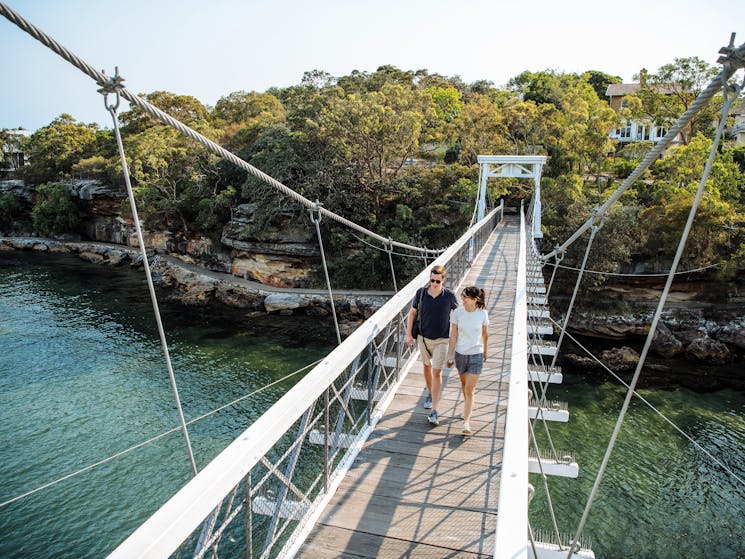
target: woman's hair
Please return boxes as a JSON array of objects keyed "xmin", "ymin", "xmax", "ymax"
[{"xmin": 462, "ymin": 286, "xmax": 486, "ymax": 309}]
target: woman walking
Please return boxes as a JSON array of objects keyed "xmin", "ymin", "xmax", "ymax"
[{"xmin": 446, "ymin": 286, "xmax": 488, "ymax": 436}]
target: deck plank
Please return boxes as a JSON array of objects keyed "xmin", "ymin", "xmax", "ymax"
[{"xmin": 295, "ymin": 220, "xmax": 519, "ymax": 558}]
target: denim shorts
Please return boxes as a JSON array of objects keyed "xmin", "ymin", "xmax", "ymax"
[{"xmin": 454, "ymin": 352, "xmax": 483, "ymax": 375}]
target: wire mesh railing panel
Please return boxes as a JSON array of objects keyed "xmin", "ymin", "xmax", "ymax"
[{"xmin": 108, "ymin": 208, "xmax": 502, "ymax": 559}]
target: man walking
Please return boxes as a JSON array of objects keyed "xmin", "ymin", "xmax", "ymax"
[{"xmin": 405, "ymin": 265, "xmax": 458, "ymax": 426}]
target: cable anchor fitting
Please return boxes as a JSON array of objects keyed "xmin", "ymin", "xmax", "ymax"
[
  {"xmin": 717, "ymin": 33, "xmax": 745, "ymax": 71},
  {"xmin": 98, "ymin": 66, "xmax": 125, "ymax": 112},
  {"xmin": 309, "ymin": 200, "xmax": 323, "ymax": 225}
]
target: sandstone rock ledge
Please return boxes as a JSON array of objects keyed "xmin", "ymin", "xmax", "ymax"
[{"xmin": 0, "ymin": 237, "xmax": 391, "ymax": 326}]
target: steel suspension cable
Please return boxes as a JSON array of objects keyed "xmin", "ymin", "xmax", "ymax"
[
  {"xmin": 310, "ymin": 205, "xmax": 342, "ymax": 345},
  {"xmin": 385, "ymin": 239, "xmax": 398, "ymax": 292},
  {"xmin": 566, "ymin": 72, "xmax": 743, "ymax": 559},
  {"xmin": 0, "ymin": 359, "xmax": 321, "ymax": 509},
  {"xmin": 544, "ymin": 251, "xmax": 563, "ymax": 300},
  {"xmin": 550, "ymin": 223, "xmax": 600, "ymax": 369},
  {"xmin": 0, "ymin": 2, "xmax": 442, "ymax": 257},
  {"xmin": 548, "ymin": 318, "xmax": 745, "ymax": 488},
  {"xmin": 543, "ymin": 35, "xmax": 745, "ymax": 263},
  {"xmin": 528, "ymin": 415, "xmax": 564, "ymax": 549},
  {"xmin": 543, "ymin": 259, "xmax": 719, "ymax": 277},
  {"xmin": 107, "ymin": 96, "xmax": 198, "ymax": 476}
]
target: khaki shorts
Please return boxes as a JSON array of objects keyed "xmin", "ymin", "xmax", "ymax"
[{"xmin": 418, "ymin": 336, "xmax": 449, "ymax": 369}]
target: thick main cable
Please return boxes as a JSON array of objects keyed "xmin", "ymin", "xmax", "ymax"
[
  {"xmin": 566, "ymin": 72, "xmax": 742, "ymax": 559},
  {"xmin": 0, "ymin": 2, "xmax": 442, "ymax": 256},
  {"xmin": 543, "ymin": 36, "xmax": 745, "ymax": 262}
]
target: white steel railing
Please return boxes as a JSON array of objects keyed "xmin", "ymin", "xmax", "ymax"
[
  {"xmin": 494, "ymin": 204, "xmax": 530, "ymax": 558},
  {"xmin": 109, "ymin": 206, "xmax": 503, "ymax": 559}
]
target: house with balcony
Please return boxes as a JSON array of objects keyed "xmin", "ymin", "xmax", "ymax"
[
  {"xmin": 1, "ymin": 128, "xmax": 32, "ymax": 179},
  {"xmin": 732, "ymin": 102, "xmax": 745, "ymax": 146},
  {"xmin": 605, "ymin": 83, "xmax": 685, "ymax": 146}
]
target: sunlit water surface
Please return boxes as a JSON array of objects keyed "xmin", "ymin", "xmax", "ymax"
[{"xmin": 1, "ymin": 253, "xmax": 743, "ymax": 558}]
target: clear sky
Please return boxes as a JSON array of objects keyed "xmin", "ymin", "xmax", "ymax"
[{"xmin": 1, "ymin": 0, "xmax": 743, "ymax": 132}]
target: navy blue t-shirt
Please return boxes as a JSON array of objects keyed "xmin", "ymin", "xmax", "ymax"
[{"xmin": 412, "ymin": 287, "xmax": 458, "ymax": 339}]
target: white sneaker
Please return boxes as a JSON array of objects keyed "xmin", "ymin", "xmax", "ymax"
[{"xmin": 462, "ymin": 421, "xmax": 472, "ymax": 435}]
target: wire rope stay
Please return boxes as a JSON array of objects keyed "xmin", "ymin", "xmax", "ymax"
[
  {"xmin": 103, "ymin": 89, "xmax": 198, "ymax": 476},
  {"xmin": 547, "ymin": 319, "xmax": 745, "ymax": 488},
  {"xmin": 0, "ymin": 1, "xmax": 443, "ymax": 257},
  {"xmin": 543, "ymin": 34, "xmax": 745, "ymax": 263},
  {"xmin": 309, "ymin": 202, "xmax": 342, "ymax": 345},
  {"xmin": 0, "ymin": 359, "xmax": 322, "ymax": 510},
  {"xmin": 565, "ymin": 69, "xmax": 745, "ymax": 559},
  {"xmin": 543, "ymin": 259, "xmax": 719, "ymax": 277}
]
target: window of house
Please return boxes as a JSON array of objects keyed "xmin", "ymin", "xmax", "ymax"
[
  {"xmin": 655, "ymin": 126, "xmax": 668, "ymax": 139},
  {"xmin": 618, "ymin": 124, "xmax": 632, "ymax": 139}
]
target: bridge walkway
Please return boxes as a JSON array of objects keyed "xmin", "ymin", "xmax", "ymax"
[{"xmin": 296, "ymin": 219, "xmax": 520, "ymax": 558}]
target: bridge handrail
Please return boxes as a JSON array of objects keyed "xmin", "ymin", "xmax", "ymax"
[
  {"xmin": 109, "ymin": 205, "xmax": 502, "ymax": 559},
  {"xmin": 494, "ymin": 206, "xmax": 529, "ymax": 558}
]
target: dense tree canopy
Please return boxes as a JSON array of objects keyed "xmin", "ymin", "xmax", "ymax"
[{"xmin": 5, "ymin": 58, "xmax": 743, "ymax": 287}]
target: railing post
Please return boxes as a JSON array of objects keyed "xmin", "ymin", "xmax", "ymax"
[
  {"xmin": 324, "ymin": 388, "xmax": 330, "ymax": 493},
  {"xmin": 245, "ymin": 472, "xmax": 252, "ymax": 559}
]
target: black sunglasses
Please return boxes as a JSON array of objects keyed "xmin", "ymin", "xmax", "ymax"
[{"xmin": 430, "ymin": 279, "xmax": 442, "ymax": 284}]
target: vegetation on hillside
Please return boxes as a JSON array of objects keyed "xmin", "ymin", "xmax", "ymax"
[{"xmin": 2, "ymin": 58, "xmax": 743, "ymax": 289}]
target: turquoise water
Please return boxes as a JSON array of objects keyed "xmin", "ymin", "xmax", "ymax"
[
  {"xmin": 1, "ymin": 253, "xmax": 743, "ymax": 558},
  {"xmin": 530, "ymin": 381, "xmax": 745, "ymax": 558},
  {"xmin": 0, "ymin": 253, "xmax": 333, "ymax": 558}
]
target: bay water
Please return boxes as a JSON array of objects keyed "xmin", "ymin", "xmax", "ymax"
[
  {"xmin": 0, "ymin": 252, "xmax": 333, "ymax": 558},
  {"xmin": 0, "ymin": 252, "xmax": 743, "ymax": 558}
]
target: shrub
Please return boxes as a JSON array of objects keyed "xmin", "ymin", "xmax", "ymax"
[
  {"xmin": 32, "ymin": 182, "xmax": 82, "ymax": 236},
  {"xmin": 0, "ymin": 192, "xmax": 22, "ymax": 232}
]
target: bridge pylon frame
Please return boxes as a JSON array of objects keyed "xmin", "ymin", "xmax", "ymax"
[{"xmin": 477, "ymin": 155, "xmax": 547, "ymax": 240}]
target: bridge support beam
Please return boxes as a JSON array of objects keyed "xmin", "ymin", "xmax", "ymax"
[
  {"xmin": 529, "ymin": 541, "xmax": 595, "ymax": 558},
  {"xmin": 477, "ymin": 155, "xmax": 547, "ymax": 240}
]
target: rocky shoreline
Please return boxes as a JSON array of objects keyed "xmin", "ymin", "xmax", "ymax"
[
  {"xmin": 0, "ymin": 237, "xmax": 390, "ymax": 337},
  {"xmin": 2, "ymin": 235, "xmax": 744, "ymax": 390}
]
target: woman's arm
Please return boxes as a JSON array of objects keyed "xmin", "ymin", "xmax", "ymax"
[
  {"xmin": 446, "ymin": 323, "xmax": 458, "ymax": 366},
  {"xmin": 482, "ymin": 324, "xmax": 489, "ymax": 361}
]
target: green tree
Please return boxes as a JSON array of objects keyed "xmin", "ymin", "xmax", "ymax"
[
  {"xmin": 553, "ymin": 81, "xmax": 618, "ymax": 177},
  {"xmin": 32, "ymin": 182, "xmax": 82, "ymax": 236},
  {"xmin": 640, "ymin": 190, "xmax": 737, "ymax": 266},
  {"xmin": 630, "ymin": 58, "xmax": 719, "ymax": 144},
  {"xmin": 501, "ymin": 97, "xmax": 558, "ymax": 156},
  {"xmin": 456, "ymin": 93, "xmax": 513, "ymax": 164},
  {"xmin": 0, "ymin": 192, "xmax": 22, "ymax": 232},
  {"xmin": 119, "ymin": 91, "xmax": 210, "ymax": 134},
  {"xmin": 650, "ymin": 134, "xmax": 744, "ymax": 203},
  {"xmin": 212, "ymin": 91, "xmax": 286, "ymax": 150},
  {"xmin": 317, "ymin": 82, "xmax": 433, "ymax": 214},
  {"xmin": 21, "ymin": 115, "xmax": 98, "ymax": 184},
  {"xmin": 123, "ymin": 124, "xmax": 215, "ymax": 233},
  {"xmin": 583, "ymin": 70, "xmax": 622, "ymax": 101}
]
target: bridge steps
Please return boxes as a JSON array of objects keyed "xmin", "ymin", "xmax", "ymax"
[
  {"xmin": 528, "ymin": 448, "xmax": 579, "ymax": 478},
  {"xmin": 528, "ymin": 365, "xmax": 563, "ymax": 384},
  {"xmin": 529, "ymin": 395, "xmax": 569, "ymax": 422}
]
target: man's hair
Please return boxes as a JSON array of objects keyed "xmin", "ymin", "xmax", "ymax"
[{"xmin": 430, "ymin": 265, "xmax": 446, "ymax": 277}]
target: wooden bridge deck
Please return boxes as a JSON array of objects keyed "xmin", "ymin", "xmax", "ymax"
[{"xmin": 297, "ymin": 220, "xmax": 520, "ymax": 558}]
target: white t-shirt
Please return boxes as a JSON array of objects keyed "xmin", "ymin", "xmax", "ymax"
[{"xmin": 450, "ymin": 306, "xmax": 489, "ymax": 355}]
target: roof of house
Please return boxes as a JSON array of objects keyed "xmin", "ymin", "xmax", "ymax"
[
  {"xmin": 605, "ymin": 83, "xmax": 678, "ymax": 97},
  {"xmin": 605, "ymin": 84, "xmax": 640, "ymax": 97}
]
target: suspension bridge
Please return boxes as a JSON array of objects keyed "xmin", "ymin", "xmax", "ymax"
[{"xmin": 2, "ymin": 3, "xmax": 745, "ymax": 558}]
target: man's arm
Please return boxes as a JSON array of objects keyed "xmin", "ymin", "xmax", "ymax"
[{"xmin": 405, "ymin": 307, "xmax": 417, "ymax": 348}]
